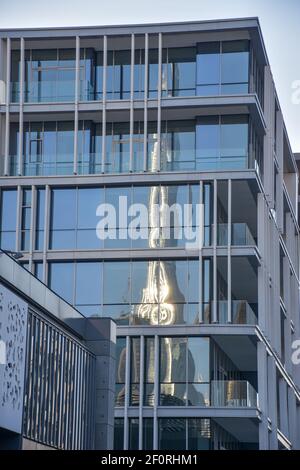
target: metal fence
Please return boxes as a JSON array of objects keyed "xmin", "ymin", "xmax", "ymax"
[{"xmin": 23, "ymin": 309, "xmax": 96, "ymax": 449}]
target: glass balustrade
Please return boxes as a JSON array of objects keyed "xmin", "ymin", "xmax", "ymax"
[
  {"xmin": 211, "ymin": 380, "xmax": 257, "ymax": 407},
  {"xmin": 218, "ymin": 300, "xmax": 257, "ymax": 325},
  {"xmin": 217, "ymin": 223, "xmax": 256, "ymax": 246}
]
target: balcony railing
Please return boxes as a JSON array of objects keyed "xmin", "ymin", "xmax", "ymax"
[
  {"xmin": 211, "ymin": 380, "xmax": 258, "ymax": 407},
  {"xmin": 218, "ymin": 223, "xmax": 256, "ymax": 246},
  {"xmin": 218, "ymin": 300, "xmax": 257, "ymax": 325},
  {"xmin": 11, "ymin": 80, "xmax": 97, "ymax": 103}
]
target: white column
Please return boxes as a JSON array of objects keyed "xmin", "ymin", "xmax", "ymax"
[
  {"xmin": 143, "ymin": 33, "xmax": 148, "ymax": 172},
  {"xmin": 129, "ymin": 34, "xmax": 134, "ymax": 172},
  {"xmin": 156, "ymin": 33, "xmax": 162, "ymax": 172},
  {"xmin": 4, "ymin": 37, "xmax": 11, "ymax": 176},
  {"xmin": 138, "ymin": 335, "xmax": 144, "ymax": 449},
  {"xmin": 123, "ymin": 335, "xmax": 130, "ymax": 450},
  {"xmin": 212, "ymin": 179, "xmax": 217, "ymax": 323},
  {"xmin": 227, "ymin": 179, "xmax": 232, "ymax": 322},
  {"xmin": 101, "ymin": 35, "xmax": 107, "ymax": 174},
  {"xmin": 18, "ymin": 37, "xmax": 24, "ymax": 176},
  {"xmin": 73, "ymin": 36, "xmax": 80, "ymax": 175}
]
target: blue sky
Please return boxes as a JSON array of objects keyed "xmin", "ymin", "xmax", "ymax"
[{"xmin": 1, "ymin": 0, "xmax": 299, "ymax": 151}]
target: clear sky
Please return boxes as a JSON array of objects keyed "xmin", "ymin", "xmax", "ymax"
[{"xmin": 1, "ymin": 0, "xmax": 299, "ymax": 151}]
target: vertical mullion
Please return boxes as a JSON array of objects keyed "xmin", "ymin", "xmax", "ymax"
[
  {"xmin": 18, "ymin": 37, "xmax": 24, "ymax": 176},
  {"xmin": 143, "ymin": 33, "xmax": 148, "ymax": 172},
  {"xmin": 213, "ymin": 179, "xmax": 217, "ymax": 323},
  {"xmin": 73, "ymin": 35, "xmax": 80, "ymax": 175},
  {"xmin": 153, "ymin": 334, "xmax": 159, "ymax": 450},
  {"xmin": 138, "ymin": 335, "xmax": 144, "ymax": 449},
  {"xmin": 129, "ymin": 34, "xmax": 134, "ymax": 172},
  {"xmin": 124, "ymin": 335, "xmax": 130, "ymax": 450},
  {"xmin": 101, "ymin": 35, "xmax": 107, "ymax": 173},
  {"xmin": 199, "ymin": 180, "xmax": 203, "ymax": 323},
  {"xmin": 156, "ymin": 33, "xmax": 162, "ymax": 172},
  {"xmin": 15, "ymin": 185, "xmax": 22, "ymax": 252},
  {"xmin": 227, "ymin": 179, "xmax": 232, "ymax": 323},
  {"xmin": 43, "ymin": 184, "xmax": 50, "ymax": 283},
  {"xmin": 29, "ymin": 185, "xmax": 36, "ymax": 272},
  {"xmin": 4, "ymin": 37, "xmax": 11, "ymax": 176}
]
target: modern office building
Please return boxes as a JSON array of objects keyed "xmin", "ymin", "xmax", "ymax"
[
  {"xmin": 0, "ymin": 249, "xmax": 116, "ymax": 450},
  {"xmin": 0, "ymin": 18, "xmax": 299, "ymax": 450}
]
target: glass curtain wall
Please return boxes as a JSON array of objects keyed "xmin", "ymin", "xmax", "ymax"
[{"xmin": 11, "ymin": 41, "xmax": 251, "ymax": 102}]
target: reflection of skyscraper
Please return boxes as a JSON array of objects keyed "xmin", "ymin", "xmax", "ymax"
[{"xmin": 135, "ymin": 143, "xmax": 185, "ymax": 326}]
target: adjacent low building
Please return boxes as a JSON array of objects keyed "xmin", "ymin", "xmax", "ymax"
[{"xmin": 0, "ymin": 249, "xmax": 116, "ymax": 450}]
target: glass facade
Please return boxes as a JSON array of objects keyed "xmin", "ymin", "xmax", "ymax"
[
  {"xmin": 11, "ymin": 41, "xmax": 253, "ymax": 103},
  {"xmin": 196, "ymin": 40, "xmax": 249, "ymax": 95},
  {"xmin": 0, "ymin": 189, "xmax": 17, "ymax": 250},
  {"xmin": 8, "ymin": 116, "xmax": 263, "ymax": 176},
  {"xmin": 2, "ymin": 21, "xmax": 297, "ymax": 454}
]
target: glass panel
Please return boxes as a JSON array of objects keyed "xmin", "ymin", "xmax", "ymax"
[
  {"xmin": 50, "ymin": 188, "xmax": 76, "ymax": 249},
  {"xmin": 128, "ymin": 418, "xmax": 139, "ymax": 450},
  {"xmin": 0, "ymin": 190, "xmax": 17, "ymax": 250},
  {"xmin": 188, "ymin": 418, "xmax": 211, "ymax": 450},
  {"xmin": 197, "ymin": 42, "xmax": 220, "ymax": 91},
  {"xmin": 221, "ymin": 115, "xmax": 248, "ymax": 159},
  {"xmin": 130, "ymin": 337, "xmax": 140, "ymax": 406},
  {"xmin": 159, "ymin": 418, "xmax": 186, "ymax": 450},
  {"xmin": 160, "ymin": 337, "xmax": 187, "ymax": 384},
  {"xmin": 103, "ymin": 261, "xmax": 130, "ymax": 304},
  {"xmin": 187, "ymin": 383, "xmax": 210, "ymax": 406},
  {"xmin": 75, "ymin": 262, "xmax": 102, "ymax": 312},
  {"xmin": 221, "ymin": 40, "xmax": 249, "ymax": 88},
  {"xmin": 196, "ymin": 116, "xmax": 220, "ymax": 161},
  {"xmin": 49, "ymin": 262, "xmax": 74, "ymax": 304},
  {"xmin": 143, "ymin": 419, "xmax": 153, "ymax": 450},
  {"xmin": 35, "ymin": 189, "xmax": 45, "ymax": 250},
  {"xmin": 34, "ymin": 262, "xmax": 43, "ymax": 282},
  {"xmin": 114, "ymin": 418, "xmax": 124, "ymax": 450},
  {"xmin": 187, "ymin": 337, "xmax": 210, "ymax": 382}
]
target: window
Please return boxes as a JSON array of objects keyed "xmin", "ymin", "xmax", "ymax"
[
  {"xmin": 107, "ymin": 50, "xmax": 131, "ymax": 100},
  {"xmin": 161, "ymin": 120, "xmax": 196, "ymax": 171},
  {"xmin": 143, "ymin": 419, "xmax": 153, "ymax": 450},
  {"xmin": 114, "ymin": 418, "xmax": 124, "ymax": 450},
  {"xmin": 21, "ymin": 121, "xmax": 80, "ymax": 176},
  {"xmin": 47, "ymin": 258, "xmax": 199, "ymax": 325},
  {"xmin": 49, "ymin": 262, "xmax": 74, "ymax": 304},
  {"xmin": 144, "ymin": 337, "xmax": 155, "ymax": 406},
  {"xmin": 35, "ymin": 189, "xmax": 45, "ymax": 250},
  {"xmin": 128, "ymin": 418, "xmax": 139, "ymax": 450},
  {"xmin": 21, "ymin": 189, "xmax": 32, "ymax": 251},
  {"xmin": 34, "ymin": 262, "xmax": 43, "ymax": 282},
  {"xmin": 75, "ymin": 262, "xmax": 102, "ymax": 316},
  {"xmin": 196, "ymin": 115, "xmax": 248, "ymax": 170},
  {"xmin": 159, "ymin": 418, "xmax": 211, "ymax": 450},
  {"xmin": 159, "ymin": 337, "xmax": 210, "ymax": 406},
  {"xmin": 50, "ymin": 187, "xmax": 103, "ymax": 249},
  {"xmin": 130, "ymin": 337, "xmax": 140, "ymax": 406},
  {"xmin": 50, "ymin": 188, "xmax": 76, "ymax": 249},
  {"xmin": 115, "ymin": 338, "xmax": 126, "ymax": 407},
  {"xmin": 196, "ymin": 40, "xmax": 249, "ymax": 96},
  {"xmin": 0, "ymin": 189, "xmax": 17, "ymax": 250}
]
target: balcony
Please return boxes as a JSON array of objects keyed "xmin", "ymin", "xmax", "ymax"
[
  {"xmin": 218, "ymin": 300, "xmax": 257, "ymax": 325},
  {"xmin": 218, "ymin": 223, "xmax": 256, "ymax": 246},
  {"xmin": 211, "ymin": 380, "xmax": 258, "ymax": 407}
]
